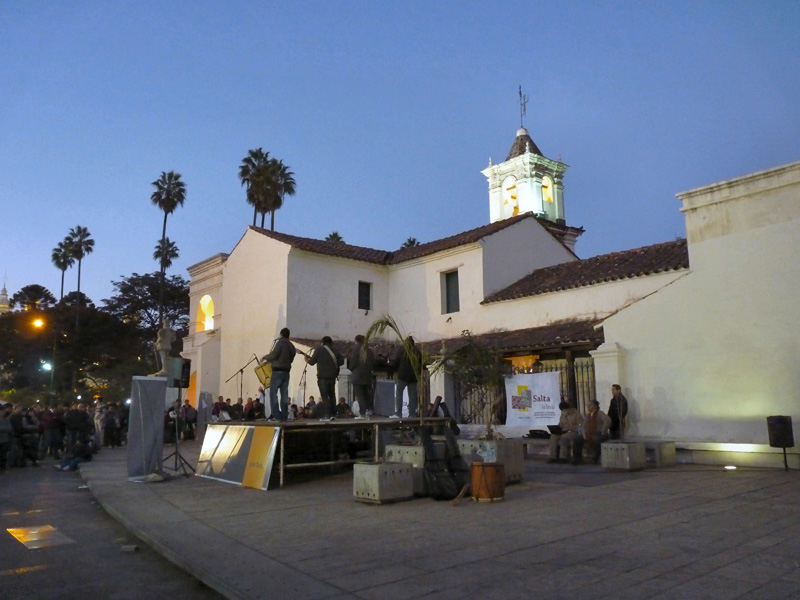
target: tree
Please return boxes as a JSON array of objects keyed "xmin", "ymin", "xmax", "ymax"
[
  {"xmin": 51, "ymin": 240, "xmax": 75, "ymax": 301},
  {"xmin": 400, "ymin": 237, "xmax": 420, "ymax": 249},
  {"xmin": 238, "ymin": 148, "xmax": 271, "ymax": 226},
  {"xmin": 325, "ymin": 231, "xmax": 345, "ymax": 243},
  {"xmin": 153, "ymin": 238, "xmax": 179, "ymax": 272},
  {"xmin": 0, "ymin": 302, "xmax": 144, "ymax": 402},
  {"xmin": 102, "ymin": 272, "xmax": 190, "ymax": 340},
  {"xmin": 61, "ymin": 291, "xmax": 94, "ymax": 309},
  {"xmin": 10, "ymin": 285, "xmax": 56, "ymax": 311},
  {"xmin": 238, "ymin": 149, "xmax": 296, "ymax": 231},
  {"xmin": 150, "ymin": 171, "xmax": 186, "ymax": 324},
  {"xmin": 268, "ymin": 159, "xmax": 296, "ymax": 231},
  {"xmin": 66, "ymin": 225, "xmax": 94, "ymax": 329}
]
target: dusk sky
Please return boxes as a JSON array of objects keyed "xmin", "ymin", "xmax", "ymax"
[{"xmin": 2, "ymin": 1, "xmax": 798, "ymax": 306}]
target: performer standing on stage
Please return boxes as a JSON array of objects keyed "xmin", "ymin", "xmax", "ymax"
[
  {"xmin": 306, "ymin": 336, "xmax": 344, "ymax": 421},
  {"xmin": 263, "ymin": 328, "xmax": 297, "ymax": 422},
  {"xmin": 348, "ymin": 334, "xmax": 375, "ymax": 418}
]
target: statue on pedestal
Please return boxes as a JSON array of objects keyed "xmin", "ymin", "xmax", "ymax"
[{"xmin": 153, "ymin": 319, "xmax": 176, "ymax": 377}]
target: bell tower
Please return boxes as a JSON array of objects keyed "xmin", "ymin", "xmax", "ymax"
[{"xmin": 482, "ymin": 127, "xmax": 569, "ymax": 225}]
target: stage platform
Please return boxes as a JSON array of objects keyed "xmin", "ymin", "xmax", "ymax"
[{"xmin": 206, "ymin": 416, "xmax": 451, "ymax": 488}]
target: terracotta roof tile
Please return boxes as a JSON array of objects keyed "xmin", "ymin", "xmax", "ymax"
[
  {"xmin": 484, "ymin": 238, "xmax": 689, "ymax": 303},
  {"xmin": 252, "ymin": 214, "xmax": 548, "ymax": 265},
  {"xmin": 506, "ymin": 128, "xmax": 544, "ymax": 160},
  {"xmin": 433, "ymin": 320, "xmax": 604, "ymax": 355}
]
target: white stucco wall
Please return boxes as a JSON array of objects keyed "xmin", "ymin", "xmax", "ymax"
[
  {"xmin": 480, "ymin": 218, "xmax": 576, "ymax": 297},
  {"xmin": 285, "ymin": 252, "xmax": 389, "ymax": 340},
  {"xmin": 219, "ymin": 231, "xmax": 291, "ymax": 400},
  {"xmin": 477, "ymin": 270, "xmax": 687, "ymax": 335},
  {"xmin": 598, "ymin": 161, "xmax": 800, "ymax": 445}
]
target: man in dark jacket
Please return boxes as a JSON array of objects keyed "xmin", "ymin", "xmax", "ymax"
[
  {"xmin": 389, "ymin": 336, "xmax": 420, "ymax": 418},
  {"xmin": 348, "ymin": 334, "xmax": 375, "ymax": 418},
  {"xmin": 263, "ymin": 328, "xmax": 297, "ymax": 421},
  {"xmin": 306, "ymin": 336, "xmax": 343, "ymax": 421}
]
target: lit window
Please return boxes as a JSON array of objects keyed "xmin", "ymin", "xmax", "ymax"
[
  {"xmin": 441, "ymin": 270, "xmax": 460, "ymax": 314},
  {"xmin": 358, "ymin": 281, "xmax": 372, "ymax": 311},
  {"xmin": 197, "ymin": 295, "xmax": 215, "ymax": 332}
]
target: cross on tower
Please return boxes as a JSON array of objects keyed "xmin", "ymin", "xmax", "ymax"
[{"xmin": 518, "ymin": 85, "xmax": 528, "ymax": 128}]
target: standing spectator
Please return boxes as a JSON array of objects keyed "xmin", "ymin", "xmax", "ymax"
[
  {"xmin": 348, "ymin": 334, "xmax": 375, "ymax": 418},
  {"xmin": 10, "ymin": 406, "xmax": 40, "ymax": 467},
  {"xmin": 306, "ymin": 336, "xmax": 343, "ymax": 421},
  {"xmin": 0, "ymin": 403, "xmax": 12, "ymax": 473},
  {"xmin": 64, "ymin": 403, "xmax": 91, "ymax": 452},
  {"xmin": 93, "ymin": 403, "xmax": 106, "ymax": 449},
  {"xmin": 102, "ymin": 405, "xmax": 121, "ymax": 448},
  {"xmin": 39, "ymin": 404, "xmax": 63, "ymax": 459},
  {"xmin": 263, "ymin": 328, "xmax": 297, "ymax": 421},
  {"xmin": 608, "ymin": 384, "xmax": 628, "ymax": 440}
]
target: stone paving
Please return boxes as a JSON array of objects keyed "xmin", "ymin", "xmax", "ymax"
[{"xmin": 79, "ymin": 440, "xmax": 800, "ymax": 600}]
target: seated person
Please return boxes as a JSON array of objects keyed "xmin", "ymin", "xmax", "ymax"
[
  {"xmin": 548, "ymin": 401, "xmax": 584, "ymax": 464},
  {"xmin": 334, "ymin": 397, "xmax": 349, "ymax": 418},
  {"xmin": 583, "ymin": 400, "xmax": 611, "ymax": 464},
  {"xmin": 252, "ymin": 399, "xmax": 266, "ymax": 420},
  {"xmin": 55, "ymin": 437, "xmax": 93, "ymax": 471},
  {"xmin": 288, "ymin": 404, "xmax": 299, "ymax": 420}
]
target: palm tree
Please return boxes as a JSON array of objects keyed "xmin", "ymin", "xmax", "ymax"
[
  {"xmin": 66, "ymin": 225, "xmax": 94, "ymax": 329},
  {"xmin": 153, "ymin": 238, "xmax": 179, "ymax": 272},
  {"xmin": 51, "ymin": 240, "xmax": 75, "ymax": 301},
  {"xmin": 325, "ymin": 231, "xmax": 345, "ymax": 243},
  {"xmin": 238, "ymin": 148, "xmax": 270, "ymax": 226},
  {"xmin": 268, "ymin": 159, "xmax": 296, "ymax": 231},
  {"xmin": 150, "ymin": 170, "xmax": 186, "ymax": 323},
  {"xmin": 400, "ymin": 237, "xmax": 420, "ymax": 249}
]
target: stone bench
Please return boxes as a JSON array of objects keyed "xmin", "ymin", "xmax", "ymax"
[{"xmin": 623, "ymin": 438, "xmax": 677, "ymax": 468}]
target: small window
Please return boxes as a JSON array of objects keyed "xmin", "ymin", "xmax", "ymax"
[
  {"xmin": 358, "ymin": 281, "xmax": 372, "ymax": 310},
  {"xmin": 441, "ymin": 270, "xmax": 460, "ymax": 314}
]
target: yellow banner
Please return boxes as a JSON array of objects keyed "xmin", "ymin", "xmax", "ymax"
[{"xmin": 242, "ymin": 427, "xmax": 278, "ymax": 489}]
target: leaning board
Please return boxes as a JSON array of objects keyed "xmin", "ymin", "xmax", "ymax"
[{"xmin": 196, "ymin": 423, "xmax": 279, "ymax": 490}]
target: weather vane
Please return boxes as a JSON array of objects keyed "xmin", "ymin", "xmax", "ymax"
[{"xmin": 518, "ymin": 85, "xmax": 528, "ymax": 128}]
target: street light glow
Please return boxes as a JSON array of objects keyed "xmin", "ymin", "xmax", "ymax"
[
  {"xmin": 33, "ymin": 318, "xmax": 44, "ymax": 328},
  {"xmin": 42, "ymin": 362, "xmax": 52, "ymax": 371}
]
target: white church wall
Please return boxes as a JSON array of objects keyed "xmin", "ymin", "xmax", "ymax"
[
  {"xmin": 219, "ymin": 231, "xmax": 291, "ymax": 400},
  {"xmin": 474, "ymin": 269, "xmax": 686, "ymax": 335},
  {"xmin": 183, "ymin": 253, "xmax": 227, "ymax": 405},
  {"xmin": 387, "ymin": 244, "xmax": 484, "ymax": 341},
  {"xmin": 479, "ymin": 218, "xmax": 577, "ymax": 297},
  {"xmin": 598, "ymin": 161, "xmax": 800, "ymax": 448},
  {"xmin": 285, "ymin": 252, "xmax": 389, "ymax": 340}
]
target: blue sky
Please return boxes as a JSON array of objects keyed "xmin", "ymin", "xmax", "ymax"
[{"xmin": 1, "ymin": 1, "xmax": 798, "ymax": 305}]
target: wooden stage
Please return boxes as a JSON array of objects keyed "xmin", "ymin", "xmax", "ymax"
[{"xmin": 226, "ymin": 417, "xmax": 451, "ymax": 488}]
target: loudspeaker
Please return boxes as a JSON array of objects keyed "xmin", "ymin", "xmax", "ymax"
[
  {"xmin": 168, "ymin": 357, "xmax": 192, "ymax": 389},
  {"xmin": 180, "ymin": 358, "xmax": 191, "ymax": 389}
]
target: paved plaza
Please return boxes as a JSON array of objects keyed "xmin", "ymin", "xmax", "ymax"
[{"xmin": 79, "ymin": 440, "xmax": 800, "ymax": 600}]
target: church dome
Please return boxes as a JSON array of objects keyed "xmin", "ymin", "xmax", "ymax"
[{"xmin": 506, "ymin": 127, "xmax": 543, "ymax": 160}]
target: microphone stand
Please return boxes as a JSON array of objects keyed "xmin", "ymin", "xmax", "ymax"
[{"xmin": 226, "ymin": 355, "xmax": 258, "ymax": 402}]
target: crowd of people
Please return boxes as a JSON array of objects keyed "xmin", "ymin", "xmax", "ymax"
[{"xmin": 0, "ymin": 400, "xmax": 130, "ymax": 474}]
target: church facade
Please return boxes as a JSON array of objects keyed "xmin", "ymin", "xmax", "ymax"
[{"xmin": 182, "ymin": 125, "xmax": 800, "ymax": 466}]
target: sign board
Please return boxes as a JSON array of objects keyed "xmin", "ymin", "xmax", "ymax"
[
  {"xmin": 196, "ymin": 424, "xmax": 279, "ymax": 490},
  {"xmin": 504, "ymin": 372, "xmax": 561, "ymax": 428}
]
